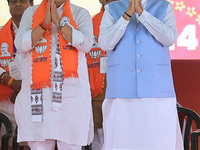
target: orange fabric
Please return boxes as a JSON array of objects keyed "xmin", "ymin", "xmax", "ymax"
[
  {"xmin": 86, "ymin": 8, "xmax": 106, "ymax": 98},
  {"xmin": 31, "ymin": 0, "xmax": 78, "ymax": 90},
  {"xmin": 0, "ymin": 19, "xmax": 14, "ymax": 101}
]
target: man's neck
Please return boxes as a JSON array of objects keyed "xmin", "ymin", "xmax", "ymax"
[{"xmin": 12, "ymin": 16, "xmax": 22, "ymax": 28}]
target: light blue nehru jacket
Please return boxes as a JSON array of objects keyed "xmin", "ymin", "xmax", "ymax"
[{"xmin": 106, "ymin": 0, "xmax": 176, "ymax": 99}]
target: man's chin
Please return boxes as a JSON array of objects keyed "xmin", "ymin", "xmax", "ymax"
[
  {"xmin": 12, "ymin": 8, "xmax": 24, "ymax": 16},
  {"xmin": 12, "ymin": 11, "xmax": 24, "ymax": 18}
]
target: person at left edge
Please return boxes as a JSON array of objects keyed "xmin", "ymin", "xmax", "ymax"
[
  {"xmin": 0, "ymin": 0, "xmax": 33, "ymax": 148},
  {"xmin": 14, "ymin": 0, "xmax": 94, "ymax": 149}
]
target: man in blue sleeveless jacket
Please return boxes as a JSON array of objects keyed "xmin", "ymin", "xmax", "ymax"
[{"xmin": 99, "ymin": 0, "xmax": 184, "ymax": 149}]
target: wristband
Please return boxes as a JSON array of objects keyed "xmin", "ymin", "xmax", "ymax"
[
  {"xmin": 7, "ymin": 78, "xmax": 14, "ymax": 87},
  {"xmin": 39, "ymin": 24, "xmax": 47, "ymax": 30},
  {"xmin": 125, "ymin": 11, "xmax": 132, "ymax": 18},
  {"xmin": 39, "ymin": 20, "xmax": 49, "ymax": 31},
  {"xmin": 0, "ymin": 73, "xmax": 8, "ymax": 84}
]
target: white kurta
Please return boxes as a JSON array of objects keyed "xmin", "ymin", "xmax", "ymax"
[
  {"xmin": 14, "ymin": 3, "xmax": 94, "ymax": 145},
  {"xmin": 99, "ymin": 0, "xmax": 184, "ymax": 150}
]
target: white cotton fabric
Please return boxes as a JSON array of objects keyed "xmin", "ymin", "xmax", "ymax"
[
  {"xmin": 28, "ymin": 139, "xmax": 82, "ymax": 150},
  {"xmin": 102, "ymin": 97, "xmax": 184, "ymax": 150},
  {"xmin": 92, "ymin": 128, "xmax": 104, "ymax": 150}
]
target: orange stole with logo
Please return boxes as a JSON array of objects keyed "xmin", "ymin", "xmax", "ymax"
[
  {"xmin": 0, "ymin": 19, "xmax": 14, "ymax": 101},
  {"xmin": 31, "ymin": 0, "xmax": 78, "ymax": 90},
  {"xmin": 86, "ymin": 8, "xmax": 106, "ymax": 98}
]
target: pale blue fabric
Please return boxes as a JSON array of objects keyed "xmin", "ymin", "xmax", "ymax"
[{"xmin": 106, "ymin": 0, "xmax": 175, "ymax": 98}]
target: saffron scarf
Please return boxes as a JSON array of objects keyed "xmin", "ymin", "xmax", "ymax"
[
  {"xmin": 0, "ymin": 19, "xmax": 14, "ymax": 101},
  {"xmin": 86, "ymin": 8, "xmax": 106, "ymax": 98},
  {"xmin": 31, "ymin": 0, "xmax": 78, "ymax": 90}
]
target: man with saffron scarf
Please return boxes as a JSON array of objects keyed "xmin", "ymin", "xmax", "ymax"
[
  {"xmin": 14, "ymin": 0, "xmax": 94, "ymax": 149},
  {"xmin": 99, "ymin": 0, "xmax": 184, "ymax": 149},
  {"xmin": 0, "ymin": 0, "xmax": 33, "ymax": 148},
  {"xmin": 86, "ymin": 0, "xmax": 115, "ymax": 150}
]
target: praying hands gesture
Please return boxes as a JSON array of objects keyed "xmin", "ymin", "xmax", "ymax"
[
  {"xmin": 124, "ymin": 0, "xmax": 143, "ymax": 20},
  {"xmin": 31, "ymin": 0, "xmax": 72, "ymax": 47},
  {"xmin": 44, "ymin": 0, "xmax": 61, "ymax": 27}
]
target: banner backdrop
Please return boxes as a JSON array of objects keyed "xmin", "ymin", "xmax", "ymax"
[{"xmin": 169, "ymin": 0, "xmax": 200, "ymax": 59}]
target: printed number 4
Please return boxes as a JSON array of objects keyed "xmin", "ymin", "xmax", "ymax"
[{"xmin": 170, "ymin": 25, "xmax": 198, "ymax": 50}]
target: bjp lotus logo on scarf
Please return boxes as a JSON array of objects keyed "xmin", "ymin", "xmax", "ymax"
[
  {"xmin": 89, "ymin": 34, "xmax": 102, "ymax": 63},
  {"xmin": 35, "ymin": 45, "xmax": 47, "ymax": 57},
  {"xmin": 0, "ymin": 58, "xmax": 11, "ymax": 67},
  {"xmin": 89, "ymin": 49, "xmax": 101, "ymax": 63},
  {"xmin": 35, "ymin": 36, "xmax": 48, "ymax": 58}
]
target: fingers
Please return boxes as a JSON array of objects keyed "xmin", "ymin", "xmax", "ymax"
[
  {"xmin": 134, "ymin": 0, "xmax": 143, "ymax": 15},
  {"xmin": 48, "ymin": 0, "xmax": 52, "ymax": 5},
  {"xmin": 125, "ymin": 0, "xmax": 143, "ymax": 17},
  {"xmin": 50, "ymin": 1, "xmax": 60, "ymax": 27},
  {"xmin": 126, "ymin": 0, "xmax": 135, "ymax": 16},
  {"xmin": 47, "ymin": 0, "xmax": 51, "ymax": 11},
  {"xmin": 50, "ymin": 0, "xmax": 56, "ymax": 9},
  {"xmin": 44, "ymin": 0, "xmax": 51, "ymax": 25},
  {"xmin": 45, "ymin": 0, "xmax": 61, "ymax": 27}
]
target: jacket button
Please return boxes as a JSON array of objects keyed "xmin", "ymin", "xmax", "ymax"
[
  {"xmin": 137, "ymin": 70, "xmax": 141, "ymax": 73},
  {"xmin": 136, "ymin": 40, "xmax": 140, "ymax": 44},
  {"xmin": 137, "ymin": 54, "xmax": 141, "ymax": 58}
]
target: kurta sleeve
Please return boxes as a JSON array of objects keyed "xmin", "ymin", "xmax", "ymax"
[
  {"xmin": 138, "ymin": 4, "xmax": 177, "ymax": 47},
  {"xmin": 14, "ymin": 6, "xmax": 35, "ymax": 54},
  {"xmin": 98, "ymin": 5, "xmax": 129, "ymax": 52},
  {"xmin": 71, "ymin": 7, "xmax": 93, "ymax": 53},
  {"xmin": 0, "ymin": 68, "xmax": 6, "ymax": 75}
]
